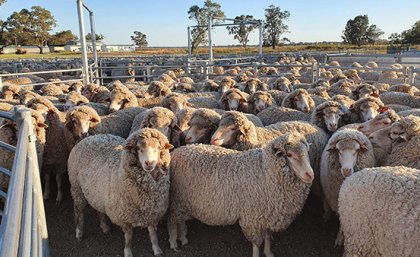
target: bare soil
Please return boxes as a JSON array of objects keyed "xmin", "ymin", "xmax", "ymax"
[{"xmin": 45, "ymin": 177, "xmax": 343, "ymax": 257}]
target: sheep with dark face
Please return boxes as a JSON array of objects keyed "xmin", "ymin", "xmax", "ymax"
[
  {"xmin": 344, "ymin": 97, "xmax": 386, "ymax": 123},
  {"xmin": 243, "ymin": 78, "xmax": 268, "ymax": 94},
  {"xmin": 82, "ymin": 83, "xmax": 111, "ymax": 104},
  {"xmin": 281, "ymin": 89, "xmax": 315, "ymax": 113},
  {"xmin": 351, "ymin": 83, "xmax": 380, "ymax": 100},
  {"xmin": 218, "ymin": 77, "xmax": 237, "ymax": 94},
  {"xmin": 144, "ymin": 81, "xmax": 172, "ymax": 99},
  {"xmin": 109, "ymin": 81, "xmax": 138, "ymax": 113},
  {"xmin": 248, "ymin": 91, "xmax": 277, "ymax": 114},
  {"xmin": 271, "ymin": 77, "xmax": 293, "ymax": 92}
]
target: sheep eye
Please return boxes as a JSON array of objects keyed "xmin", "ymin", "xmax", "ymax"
[{"xmin": 286, "ymin": 153, "xmax": 292, "ymax": 158}]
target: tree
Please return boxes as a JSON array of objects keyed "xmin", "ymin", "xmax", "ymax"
[
  {"xmin": 263, "ymin": 5, "xmax": 290, "ymax": 49},
  {"xmin": 342, "ymin": 15, "xmax": 383, "ymax": 46},
  {"xmin": 4, "ymin": 9, "xmax": 33, "ymax": 46},
  {"xmin": 29, "ymin": 6, "xmax": 57, "ymax": 53},
  {"xmin": 49, "ymin": 30, "xmax": 78, "ymax": 46},
  {"xmin": 388, "ymin": 33, "xmax": 402, "ymax": 45},
  {"xmin": 0, "ymin": 0, "xmax": 6, "ymax": 6},
  {"xmin": 226, "ymin": 15, "xmax": 258, "ymax": 48},
  {"xmin": 86, "ymin": 33, "xmax": 104, "ymax": 41},
  {"xmin": 401, "ymin": 20, "xmax": 420, "ymax": 44},
  {"xmin": 365, "ymin": 24, "xmax": 384, "ymax": 45},
  {"xmin": 188, "ymin": 0, "xmax": 225, "ymax": 53},
  {"xmin": 131, "ymin": 31, "xmax": 148, "ymax": 47}
]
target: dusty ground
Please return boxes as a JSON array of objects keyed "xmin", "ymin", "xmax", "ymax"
[{"xmin": 45, "ymin": 178, "xmax": 343, "ymax": 257}]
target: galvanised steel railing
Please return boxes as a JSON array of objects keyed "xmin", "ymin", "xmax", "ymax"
[{"xmin": 0, "ymin": 107, "xmax": 50, "ymax": 257}]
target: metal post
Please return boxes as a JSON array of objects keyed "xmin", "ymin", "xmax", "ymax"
[
  {"xmin": 208, "ymin": 16, "xmax": 213, "ymax": 67},
  {"xmin": 409, "ymin": 66, "xmax": 415, "ymax": 85},
  {"xmin": 0, "ymin": 76, "xmax": 3, "ymax": 90},
  {"xmin": 258, "ymin": 20, "xmax": 263, "ymax": 63},
  {"xmin": 311, "ymin": 62, "xmax": 316, "ymax": 83},
  {"xmin": 77, "ymin": 0, "xmax": 90, "ymax": 85},
  {"xmin": 187, "ymin": 26, "xmax": 192, "ymax": 59},
  {"xmin": 88, "ymin": 11, "xmax": 98, "ymax": 67}
]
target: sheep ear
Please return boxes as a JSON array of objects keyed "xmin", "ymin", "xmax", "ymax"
[
  {"xmin": 398, "ymin": 133, "xmax": 408, "ymax": 142},
  {"xmin": 327, "ymin": 141, "xmax": 337, "ymax": 151},
  {"xmin": 272, "ymin": 147, "xmax": 284, "ymax": 157},
  {"xmin": 124, "ymin": 142, "xmax": 136, "ymax": 150},
  {"xmin": 163, "ymin": 143, "xmax": 174, "ymax": 150},
  {"xmin": 378, "ymin": 106, "xmax": 388, "ymax": 113},
  {"xmin": 38, "ymin": 122, "xmax": 48, "ymax": 128},
  {"xmin": 90, "ymin": 117, "xmax": 99, "ymax": 123}
]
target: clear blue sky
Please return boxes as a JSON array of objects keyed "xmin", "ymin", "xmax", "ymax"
[{"xmin": 1, "ymin": 0, "xmax": 419, "ymax": 46}]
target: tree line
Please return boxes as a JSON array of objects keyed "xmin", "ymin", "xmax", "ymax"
[{"xmin": 0, "ymin": 1, "xmax": 419, "ymax": 54}]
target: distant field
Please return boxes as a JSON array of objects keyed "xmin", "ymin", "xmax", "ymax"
[{"xmin": 0, "ymin": 44, "xmax": 416, "ymax": 60}]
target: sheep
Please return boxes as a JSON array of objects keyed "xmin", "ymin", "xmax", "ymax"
[
  {"xmin": 328, "ymin": 79, "xmax": 355, "ymax": 97},
  {"xmin": 320, "ymin": 129, "xmax": 376, "ymax": 245},
  {"xmin": 2, "ymin": 77, "xmax": 32, "ymax": 86},
  {"xmin": 267, "ymin": 90, "xmax": 288, "ymax": 105},
  {"xmin": 19, "ymin": 89, "xmax": 42, "ymax": 105},
  {"xmin": 248, "ymin": 91, "xmax": 277, "ymax": 114},
  {"xmin": 365, "ymin": 61, "xmax": 378, "ymax": 68},
  {"xmin": 218, "ymin": 77, "xmax": 236, "ymax": 94},
  {"xmin": 109, "ymin": 81, "xmax": 139, "ymax": 112},
  {"xmin": 184, "ymin": 108, "xmax": 221, "ymax": 144},
  {"xmin": 385, "ymin": 104, "xmax": 412, "ymax": 113},
  {"xmin": 398, "ymin": 108, "xmax": 420, "ymax": 117},
  {"xmin": 388, "ymin": 83, "xmax": 419, "ymax": 95},
  {"xmin": 369, "ymin": 115, "xmax": 420, "ymax": 168},
  {"xmin": 81, "ymin": 83, "xmax": 111, "ymax": 103},
  {"xmin": 168, "ymin": 132, "xmax": 314, "ymax": 257},
  {"xmin": 379, "ymin": 91, "xmax": 420, "ymax": 108},
  {"xmin": 343, "ymin": 96, "xmax": 386, "ymax": 123},
  {"xmin": 60, "ymin": 91, "xmax": 89, "ymax": 109},
  {"xmin": 82, "ymin": 102, "xmax": 110, "ymax": 116},
  {"xmin": 175, "ymin": 107, "xmax": 195, "ymax": 132},
  {"xmin": 281, "ymin": 88, "xmax": 315, "ymax": 113},
  {"xmin": 144, "ymin": 81, "xmax": 172, "ymax": 98},
  {"xmin": 1, "ymin": 84, "xmax": 21, "ymax": 101},
  {"xmin": 200, "ymin": 79, "xmax": 220, "ymax": 92},
  {"xmin": 372, "ymin": 82, "xmax": 390, "ymax": 93},
  {"xmin": 357, "ymin": 109, "xmax": 400, "ymax": 136},
  {"xmin": 129, "ymin": 107, "xmax": 178, "ymax": 144},
  {"xmin": 68, "ymin": 128, "xmax": 172, "ymax": 257},
  {"xmin": 311, "ymin": 101, "xmax": 344, "ymax": 132},
  {"xmin": 110, "ymin": 63, "xmax": 135, "ymax": 83},
  {"xmin": 351, "ymin": 83, "xmax": 379, "ymax": 100},
  {"xmin": 173, "ymin": 82, "xmax": 196, "ymax": 93},
  {"xmin": 219, "ymin": 88, "xmax": 249, "ymax": 112},
  {"xmin": 343, "ymin": 69, "xmax": 362, "ymax": 84},
  {"xmin": 40, "ymin": 83, "xmax": 65, "ymax": 97},
  {"xmin": 243, "ymin": 78, "xmax": 267, "ymax": 94},
  {"xmin": 157, "ymin": 73, "xmax": 177, "ymax": 88},
  {"xmin": 338, "ymin": 166, "xmax": 420, "ymax": 257},
  {"xmin": 69, "ymin": 81, "xmax": 84, "ymax": 93},
  {"xmin": 270, "ymin": 77, "xmax": 293, "ymax": 92},
  {"xmin": 213, "ymin": 66, "xmax": 224, "ymax": 75},
  {"xmin": 330, "ymin": 95, "xmax": 355, "ymax": 113},
  {"xmin": 161, "ymin": 92, "xmax": 191, "ymax": 114},
  {"xmin": 257, "ymin": 106, "xmax": 311, "ymax": 126}
]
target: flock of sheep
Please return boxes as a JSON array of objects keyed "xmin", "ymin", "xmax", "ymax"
[{"xmin": 0, "ymin": 55, "xmax": 419, "ymax": 257}]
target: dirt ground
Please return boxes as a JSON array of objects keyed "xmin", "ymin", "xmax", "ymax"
[{"xmin": 45, "ymin": 178, "xmax": 343, "ymax": 257}]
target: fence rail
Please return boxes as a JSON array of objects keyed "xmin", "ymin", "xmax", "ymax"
[{"xmin": 0, "ymin": 107, "xmax": 50, "ymax": 257}]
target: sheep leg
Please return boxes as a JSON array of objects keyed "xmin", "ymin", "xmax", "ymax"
[
  {"xmin": 71, "ymin": 183, "xmax": 87, "ymax": 241},
  {"xmin": 148, "ymin": 226, "xmax": 163, "ymax": 257},
  {"xmin": 334, "ymin": 225, "xmax": 344, "ymax": 248},
  {"xmin": 99, "ymin": 212, "xmax": 110, "ymax": 234},
  {"xmin": 55, "ymin": 173, "xmax": 63, "ymax": 203},
  {"xmin": 167, "ymin": 220, "xmax": 179, "ymax": 251},
  {"xmin": 263, "ymin": 233, "xmax": 274, "ymax": 257},
  {"xmin": 122, "ymin": 224, "xmax": 133, "ymax": 257},
  {"xmin": 178, "ymin": 221, "xmax": 188, "ymax": 245},
  {"xmin": 252, "ymin": 244, "xmax": 260, "ymax": 257},
  {"xmin": 43, "ymin": 173, "xmax": 50, "ymax": 200}
]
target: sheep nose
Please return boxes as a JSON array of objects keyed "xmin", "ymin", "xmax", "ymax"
[
  {"xmin": 341, "ymin": 168, "xmax": 352, "ymax": 177},
  {"xmin": 185, "ymin": 136, "xmax": 192, "ymax": 143},
  {"xmin": 330, "ymin": 123, "xmax": 337, "ymax": 130},
  {"xmin": 145, "ymin": 161, "xmax": 153, "ymax": 167},
  {"xmin": 81, "ymin": 132, "xmax": 89, "ymax": 138}
]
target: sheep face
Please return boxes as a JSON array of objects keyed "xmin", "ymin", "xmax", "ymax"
[
  {"xmin": 369, "ymin": 122, "xmax": 408, "ymax": 150},
  {"xmin": 184, "ymin": 123, "xmax": 214, "ymax": 144},
  {"xmin": 125, "ymin": 133, "xmax": 173, "ymax": 176},
  {"xmin": 19, "ymin": 92, "xmax": 37, "ymax": 105},
  {"xmin": 318, "ymin": 106, "xmax": 342, "ymax": 132},
  {"xmin": 358, "ymin": 85, "xmax": 379, "ymax": 99},
  {"xmin": 293, "ymin": 93, "xmax": 313, "ymax": 113},
  {"xmin": 270, "ymin": 134, "xmax": 314, "ymax": 183},
  {"xmin": 252, "ymin": 93, "xmax": 272, "ymax": 113},
  {"xmin": 66, "ymin": 111, "xmax": 99, "ymax": 138},
  {"xmin": 328, "ymin": 139, "xmax": 367, "ymax": 178},
  {"xmin": 28, "ymin": 102, "xmax": 49, "ymax": 116},
  {"xmin": 141, "ymin": 112, "xmax": 177, "ymax": 139},
  {"xmin": 210, "ymin": 124, "xmax": 237, "ymax": 146},
  {"xmin": 357, "ymin": 102, "xmax": 383, "ymax": 122},
  {"xmin": 221, "ymin": 90, "xmax": 247, "ymax": 111},
  {"xmin": 358, "ymin": 115, "xmax": 392, "ymax": 136},
  {"xmin": 69, "ymin": 82, "xmax": 83, "ymax": 93},
  {"xmin": 219, "ymin": 78, "xmax": 235, "ymax": 94}
]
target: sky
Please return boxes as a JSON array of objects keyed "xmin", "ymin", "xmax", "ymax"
[{"xmin": 1, "ymin": 0, "xmax": 419, "ymax": 47}]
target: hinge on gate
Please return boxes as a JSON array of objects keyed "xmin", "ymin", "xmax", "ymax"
[{"xmin": 28, "ymin": 134, "xmax": 37, "ymax": 142}]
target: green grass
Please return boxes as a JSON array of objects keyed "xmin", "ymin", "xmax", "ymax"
[{"xmin": 0, "ymin": 52, "xmax": 82, "ymax": 59}]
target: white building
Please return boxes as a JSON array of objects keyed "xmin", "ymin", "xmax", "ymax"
[
  {"xmin": 101, "ymin": 44, "xmax": 136, "ymax": 52},
  {"xmin": 2, "ymin": 45, "xmax": 50, "ymax": 54},
  {"xmin": 64, "ymin": 40, "xmax": 105, "ymax": 52}
]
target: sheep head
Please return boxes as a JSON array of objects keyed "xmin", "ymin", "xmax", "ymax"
[
  {"xmin": 162, "ymin": 93, "xmax": 191, "ymax": 114},
  {"xmin": 313, "ymin": 101, "xmax": 343, "ymax": 132},
  {"xmin": 65, "ymin": 106, "xmax": 101, "ymax": 139},
  {"xmin": 267, "ymin": 132, "xmax": 314, "ymax": 184},
  {"xmin": 145, "ymin": 81, "xmax": 171, "ymax": 99},
  {"xmin": 250, "ymin": 91, "xmax": 274, "ymax": 113},
  {"xmin": 350, "ymin": 97, "xmax": 386, "ymax": 122},
  {"xmin": 124, "ymin": 128, "xmax": 173, "ymax": 181},
  {"xmin": 184, "ymin": 109, "xmax": 221, "ymax": 144},
  {"xmin": 327, "ymin": 131, "xmax": 370, "ymax": 178},
  {"xmin": 109, "ymin": 81, "xmax": 136, "ymax": 112},
  {"xmin": 357, "ymin": 110, "xmax": 400, "ymax": 136},
  {"xmin": 219, "ymin": 88, "xmax": 248, "ymax": 111},
  {"xmin": 140, "ymin": 107, "xmax": 178, "ymax": 139},
  {"xmin": 211, "ymin": 111, "xmax": 251, "ymax": 147}
]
